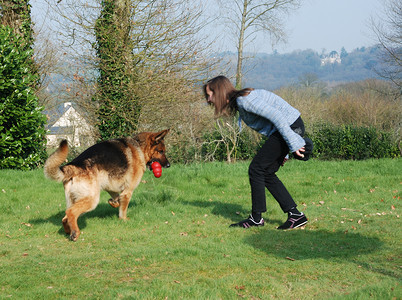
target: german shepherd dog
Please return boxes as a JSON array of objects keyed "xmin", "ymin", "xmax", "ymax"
[{"xmin": 44, "ymin": 130, "xmax": 170, "ymax": 241}]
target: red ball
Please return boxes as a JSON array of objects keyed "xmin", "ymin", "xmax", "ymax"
[{"xmin": 151, "ymin": 161, "xmax": 162, "ymax": 178}]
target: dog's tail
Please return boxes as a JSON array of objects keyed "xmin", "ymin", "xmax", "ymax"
[{"xmin": 44, "ymin": 140, "xmax": 69, "ymax": 182}]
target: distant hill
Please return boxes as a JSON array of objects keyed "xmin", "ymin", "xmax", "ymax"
[{"xmin": 219, "ymin": 45, "xmax": 383, "ymax": 90}]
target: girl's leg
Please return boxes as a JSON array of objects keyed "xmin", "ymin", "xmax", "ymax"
[
  {"xmin": 231, "ymin": 117, "xmax": 307, "ymax": 228},
  {"xmin": 249, "ymin": 131, "xmax": 296, "ymax": 214}
]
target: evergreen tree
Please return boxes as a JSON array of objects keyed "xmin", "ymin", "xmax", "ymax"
[
  {"xmin": 340, "ymin": 47, "xmax": 348, "ymax": 58},
  {"xmin": 0, "ymin": 25, "xmax": 47, "ymax": 169},
  {"xmin": 93, "ymin": 0, "xmax": 140, "ymax": 140}
]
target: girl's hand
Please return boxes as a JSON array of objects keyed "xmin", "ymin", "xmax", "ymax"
[
  {"xmin": 294, "ymin": 146, "xmax": 305, "ymax": 159},
  {"xmin": 281, "ymin": 155, "xmax": 289, "ymax": 166}
]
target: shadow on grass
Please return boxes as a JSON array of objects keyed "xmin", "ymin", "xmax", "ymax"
[
  {"xmin": 244, "ymin": 228, "xmax": 383, "ymax": 261},
  {"xmin": 181, "ymin": 199, "xmax": 283, "ymax": 225},
  {"xmin": 29, "ymin": 203, "xmax": 123, "ymax": 237}
]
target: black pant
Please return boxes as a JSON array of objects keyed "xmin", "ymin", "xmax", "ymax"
[{"xmin": 248, "ymin": 117, "xmax": 305, "ymax": 213}]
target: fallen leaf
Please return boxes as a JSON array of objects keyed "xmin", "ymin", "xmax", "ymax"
[
  {"xmin": 285, "ymin": 257, "xmax": 295, "ymax": 261},
  {"xmin": 391, "ymin": 205, "xmax": 396, "ymax": 210}
]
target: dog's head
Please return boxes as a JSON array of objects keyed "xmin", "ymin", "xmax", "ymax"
[{"xmin": 135, "ymin": 129, "xmax": 170, "ymax": 169}]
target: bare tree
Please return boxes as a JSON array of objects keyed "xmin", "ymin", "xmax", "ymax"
[
  {"xmin": 370, "ymin": 0, "xmax": 402, "ymax": 90},
  {"xmin": 203, "ymin": 117, "xmax": 241, "ymax": 162},
  {"xmin": 41, "ymin": 0, "xmax": 214, "ymax": 140},
  {"xmin": 218, "ymin": 0, "xmax": 301, "ymax": 88}
]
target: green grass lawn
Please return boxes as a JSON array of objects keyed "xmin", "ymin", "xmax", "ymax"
[{"xmin": 0, "ymin": 159, "xmax": 400, "ymax": 299}]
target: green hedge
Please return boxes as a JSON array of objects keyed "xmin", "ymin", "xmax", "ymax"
[
  {"xmin": 309, "ymin": 123, "xmax": 400, "ymax": 160},
  {"xmin": 0, "ymin": 25, "xmax": 47, "ymax": 170},
  {"xmin": 171, "ymin": 122, "xmax": 400, "ymax": 163}
]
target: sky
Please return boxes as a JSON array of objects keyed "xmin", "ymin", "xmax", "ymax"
[
  {"xmin": 30, "ymin": 0, "xmax": 385, "ymax": 55},
  {"xmin": 267, "ymin": 0, "xmax": 384, "ymax": 54}
]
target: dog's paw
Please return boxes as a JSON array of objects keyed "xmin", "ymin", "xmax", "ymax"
[
  {"xmin": 108, "ymin": 198, "xmax": 120, "ymax": 208},
  {"xmin": 69, "ymin": 231, "xmax": 79, "ymax": 242}
]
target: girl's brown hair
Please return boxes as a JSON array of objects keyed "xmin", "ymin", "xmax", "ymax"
[{"xmin": 203, "ymin": 76, "xmax": 253, "ymax": 116}]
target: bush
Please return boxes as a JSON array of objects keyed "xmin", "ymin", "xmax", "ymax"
[
  {"xmin": 201, "ymin": 126, "xmax": 261, "ymax": 162},
  {"xmin": 190, "ymin": 121, "xmax": 400, "ymax": 163},
  {"xmin": 310, "ymin": 123, "xmax": 400, "ymax": 160},
  {"xmin": 0, "ymin": 25, "xmax": 47, "ymax": 170}
]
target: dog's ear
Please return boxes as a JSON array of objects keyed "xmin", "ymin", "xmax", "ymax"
[{"xmin": 153, "ymin": 129, "xmax": 169, "ymax": 144}]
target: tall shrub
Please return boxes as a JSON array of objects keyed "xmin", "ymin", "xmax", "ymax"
[{"xmin": 0, "ymin": 25, "xmax": 47, "ymax": 169}]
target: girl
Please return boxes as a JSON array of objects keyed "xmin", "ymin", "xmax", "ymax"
[{"xmin": 203, "ymin": 76, "xmax": 311, "ymax": 229}]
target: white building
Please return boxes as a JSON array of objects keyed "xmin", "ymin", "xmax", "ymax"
[
  {"xmin": 44, "ymin": 102, "xmax": 95, "ymax": 148},
  {"xmin": 321, "ymin": 51, "xmax": 342, "ymax": 66}
]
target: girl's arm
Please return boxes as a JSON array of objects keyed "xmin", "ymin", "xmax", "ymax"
[{"xmin": 242, "ymin": 98, "xmax": 305, "ymax": 153}]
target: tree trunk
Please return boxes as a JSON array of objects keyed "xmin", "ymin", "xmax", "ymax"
[{"xmin": 235, "ymin": 0, "xmax": 248, "ymax": 89}]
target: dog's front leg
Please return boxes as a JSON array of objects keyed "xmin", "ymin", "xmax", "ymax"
[
  {"xmin": 62, "ymin": 215, "xmax": 71, "ymax": 234},
  {"xmin": 118, "ymin": 191, "xmax": 133, "ymax": 219}
]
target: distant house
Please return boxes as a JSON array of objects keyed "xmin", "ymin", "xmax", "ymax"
[
  {"xmin": 321, "ymin": 51, "xmax": 342, "ymax": 66},
  {"xmin": 44, "ymin": 102, "xmax": 96, "ymax": 148}
]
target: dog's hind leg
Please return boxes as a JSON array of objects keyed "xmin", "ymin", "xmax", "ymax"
[
  {"xmin": 65, "ymin": 195, "xmax": 99, "ymax": 242},
  {"xmin": 108, "ymin": 191, "xmax": 120, "ymax": 208}
]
